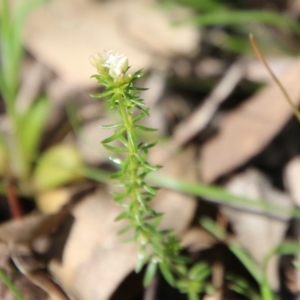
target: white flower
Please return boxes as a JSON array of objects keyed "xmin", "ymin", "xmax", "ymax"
[{"xmin": 102, "ymin": 51, "xmax": 128, "ymax": 78}]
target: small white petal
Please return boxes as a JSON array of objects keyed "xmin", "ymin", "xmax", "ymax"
[{"xmin": 102, "ymin": 51, "xmax": 128, "ymax": 78}]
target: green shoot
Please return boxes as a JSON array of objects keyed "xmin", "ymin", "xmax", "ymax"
[
  {"xmin": 90, "ymin": 51, "xmax": 210, "ymax": 299},
  {"xmin": 0, "ymin": 269, "xmax": 26, "ymax": 300}
]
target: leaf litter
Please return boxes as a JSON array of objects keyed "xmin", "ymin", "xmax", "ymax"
[{"xmin": 2, "ymin": 0, "xmax": 300, "ymax": 299}]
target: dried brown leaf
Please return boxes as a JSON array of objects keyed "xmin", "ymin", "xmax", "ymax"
[
  {"xmin": 23, "ymin": 0, "xmax": 199, "ymax": 87},
  {"xmin": 223, "ymin": 169, "xmax": 292, "ymax": 289},
  {"xmin": 284, "ymin": 156, "xmax": 300, "ymax": 207},
  {"xmin": 200, "ymin": 57, "xmax": 300, "ymax": 182},
  {"xmin": 181, "ymin": 227, "xmax": 219, "ymax": 252},
  {"xmin": 49, "ymin": 190, "xmax": 139, "ymax": 300},
  {"xmin": 0, "ymin": 212, "xmax": 68, "ymax": 244}
]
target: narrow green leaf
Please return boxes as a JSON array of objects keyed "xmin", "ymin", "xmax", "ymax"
[
  {"xmin": 110, "ymin": 171, "xmax": 124, "ymax": 179},
  {"xmin": 131, "ymin": 98, "xmax": 145, "ymax": 107},
  {"xmin": 159, "ymin": 262, "xmax": 175, "ymax": 286},
  {"xmin": 102, "ymin": 143, "xmax": 128, "ymax": 153},
  {"xmin": 132, "ymin": 69, "xmax": 144, "ymax": 79},
  {"xmin": 139, "ymin": 106, "xmax": 150, "ymax": 117},
  {"xmin": 113, "ymin": 191, "xmax": 129, "ymax": 201},
  {"xmin": 273, "ymin": 241, "xmax": 300, "ymax": 256},
  {"xmin": 131, "ymin": 87, "xmax": 148, "ymax": 91},
  {"xmin": 143, "ymin": 260, "xmax": 158, "ymax": 286},
  {"xmin": 109, "ymin": 156, "xmax": 122, "ymax": 165},
  {"xmin": 143, "ymin": 161, "xmax": 161, "ymax": 171},
  {"xmin": 150, "ymin": 214, "xmax": 163, "ymax": 228},
  {"xmin": 229, "ymin": 274, "xmax": 253, "ymax": 290},
  {"xmin": 142, "ymin": 184, "xmax": 157, "ymax": 195},
  {"xmin": 176, "ymin": 10, "xmax": 300, "ymax": 35},
  {"xmin": 101, "ymin": 128, "xmax": 126, "ymax": 143},
  {"xmin": 174, "ymin": 264, "xmax": 188, "ymax": 277},
  {"xmin": 0, "ymin": 269, "xmax": 26, "ymax": 300},
  {"xmin": 101, "ymin": 123, "xmax": 123, "ymax": 129},
  {"xmin": 169, "ymin": 254, "xmax": 189, "ymax": 265},
  {"xmin": 134, "ymin": 155, "xmax": 161, "ymax": 171},
  {"xmin": 294, "ymin": 260, "xmax": 300, "ymax": 271},
  {"xmin": 228, "ymin": 276, "xmax": 257, "ymax": 299},
  {"xmin": 142, "ymin": 194, "xmax": 154, "ymax": 203},
  {"xmin": 135, "ymin": 246, "xmax": 148, "ymax": 273},
  {"xmin": 199, "ymin": 217, "xmax": 226, "ymax": 240},
  {"xmin": 90, "ymin": 74, "xmax": 102, "ymax": 81},
  {"xmin": 135, "ymin": 125, "xmax": 158, "ymax": 132},
  {"xmin": 121, "ymin": 156, "xmax": 131, "ymax": 173},
  {"xmin": 140, "ymin": 142, "xmax": 158, "ymax": 151},
  {"xmin": 229, "ymin": 243, "xmax": 262, "ymax": 284},
  {"xmin": 109, "ymin": 94, "xmax": 119, "ymax": 107},
  {"xmin": 80, "ymin": 166, "xmax": 110, "ymax": 183},
  {"xmin": 148, "ymin": 173, "xmax": 300, "ymax": 219},
  {"xmin": 118, "ymin": 134, "xmax": 129, "ymax": 147},
  {"xmin": 133, "ymin": 112, "xmax": 147, "ymax": 123},
  {"xmin": 260, "ymin": 279, "xmax": 275, "ymax": 300},
  {"xmin": 263, "ymin": 242, "xmax": 300, "ymax": 274},
  {"xmin": 19, "ymin": 95, "xmax": 49, "ymax": 164},
  {"xmin": 189, "ymin": 263, "xmax": 211, "ymax": 281},
  {"xmin": 91, "ymin": 89, "xmax": 115, "ymax": 98},
  {"xmin": 150, "ymin": 240, "xmax": 164, "ymax": 256},
  {"xmin": 114, "ymin": 211, "xmax": 128, "ymax": 221},
  {"xmin": 189, "ymin": 262, "xmax": 209, "ymax": 279},
  {"xmin": 118, "ymin": 224, "xmax": 133, "ymax": 235}
]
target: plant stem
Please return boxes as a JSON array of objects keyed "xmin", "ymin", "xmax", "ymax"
[
  {"xmin": 260, "ymin": 277, "xmax": 274, "ymax": 300},
  {"xmin": 0, "ymin": 269, "xmax": 26, "ymax": 300},
  {"xmin": 91, "ymin": 52, "xmax": 208, "ymax": 297},
  {"xmin": 188, "ymin": 291, "xmax": 199, "ymax": 300},
  {"xmin": 0, "ymin": 0, "xmax": 30, "ymax": 183},
  {"xmin": 4, "ymin": 178, "xmax": 23, "ymax": 219}
]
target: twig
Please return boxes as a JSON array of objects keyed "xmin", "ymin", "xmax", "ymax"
[
  {"xmin": 4, "ymin": 178, "xmax": 23, "ymax": 219},
  {"xmin": 249, "ymin": 34, "xmax": 300, "ymax": 122}
]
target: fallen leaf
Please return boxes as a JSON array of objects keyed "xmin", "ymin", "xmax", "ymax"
[
  {"xmin": 10, "ymin": 244, "xmax": 70, "ymax": 300},
  {"xmin": 181, "ymin": 227, "xmax": 219, "ymax": 252},
  {"xmin": 200, "ymin": 57, "xmax": 300, "ymax": 182},
  {"xmin": 36, "ymin": 188, "xmax": 71, "ymax": 214},
  {"xmin": 284, "ymin": 156, "xmax": 300, "ymax": 207},
  {"xmin": 23, "ymin": 0, "xmax": 199, "ymax": 87},
  {"xmin": 222, "ymin": 169, "xmax": 292, "ymax": 289},
  {"xmin": 0, "ymin": 212, "xmax": 70, "ymax": 300},
  {"xmin": 0, "ymin": 212, "xmax": 68, "ymax": 245},
  {"xmin": 49, "ymin": 190, "xmax": 139, "ymax": 300}
]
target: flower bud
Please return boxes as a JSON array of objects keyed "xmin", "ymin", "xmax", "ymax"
[{"xmin": 90, "ymin": 53, "xmax": 106, "ymax": 74}]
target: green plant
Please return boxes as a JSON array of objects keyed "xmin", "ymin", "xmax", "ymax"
[
  {"xmin": 0, "ymin": 0, "xmax": 83, "ymax": 216},
  {"xmin": 200, "ymin": 216, "xmax": 300, "ymax": 300},
  {"xmin": 86, "ymin": 46, "xmax": 300, "ymax": 299},
  {"xmin": 0, "ymin": 0, "xmax": 47, "ymax": 187},
  {"xmin": 162, "ymin": 0, "xmax": 300, "ymax": 55},
  {"xmin": 84, "ymin": 166, "xmax": 300, "ymax": 220},
  {"xmin": 0, "ymin": 268, "xmax": 26, "ymax": 300},
  {"xmin": 200, "ymin": 216, "xmax": 274, "ymax": 300},
  {"xmin": 90, "ymin": 51, "xmax": 212, "ymax": 299}
]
